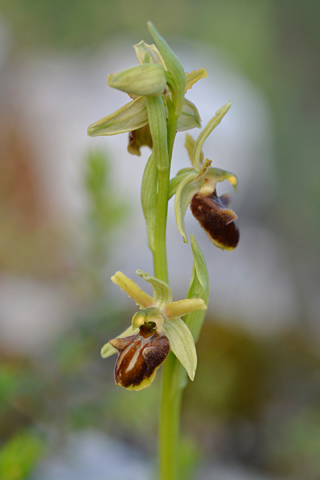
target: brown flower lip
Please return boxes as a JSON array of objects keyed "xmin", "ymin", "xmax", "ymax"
[
  {"xmin": 109, "ymin": 323, "xmax": 170, "ymax": 390},
  {"xmin": 190, "ymin": 191, "xmax": 239, "ymax": 250}
]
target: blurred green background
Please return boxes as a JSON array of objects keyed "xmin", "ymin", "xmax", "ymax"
[{"xmin": 0, "ymin": 1, "xmax": 320, "ymax": 479}]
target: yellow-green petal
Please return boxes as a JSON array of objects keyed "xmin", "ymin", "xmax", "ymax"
[
  {"xmin": 185, "ymin": 67, "xmax": 208, "ymax": 92},
  {"xmin": 163, "ymin": 298, "xmax": 206, "ymax": 319},
  {"xmin": 111, "ymin": 271, "xmax": 155, "ymax": 309},
  {"xmin": 136, "ymin": 270, "xmax": 172, "ymax": 308}
]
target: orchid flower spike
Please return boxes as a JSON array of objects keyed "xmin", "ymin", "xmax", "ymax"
[{"xmin": 87, "ymin": 26, "xmax": 207, "ymax": 156}]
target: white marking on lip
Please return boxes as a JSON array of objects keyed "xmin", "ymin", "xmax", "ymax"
[{"xmin": 126, "ymin": 347, "xmax": 141, "ymax": 373}]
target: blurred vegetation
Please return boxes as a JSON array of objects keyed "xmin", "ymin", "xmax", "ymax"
[
  {"xmin": 1, "ymin": 315, "xmax": 320, "ymax": 479},
  {"xmin": 0, "ymin": 431, "xmax": 44, "ymax": 480}
]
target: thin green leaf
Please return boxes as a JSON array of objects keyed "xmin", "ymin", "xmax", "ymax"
[{"xmin": 141, "ymin": 153, "xmax": 158, "ymax": 251}]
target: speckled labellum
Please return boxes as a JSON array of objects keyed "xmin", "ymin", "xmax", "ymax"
[
  {"xmin": 109, "ymin": 323, "xmax": 170, "ymax": 391},
  {"xmin": 190, "ymin": 191, "xmax": 239, "ymax": 250}
]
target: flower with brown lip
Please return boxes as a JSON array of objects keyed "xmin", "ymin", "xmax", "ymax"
[
  {"xmin": 169, "ymin": 102, "xmax": 239, "ymax": 250},
  {"xmin": 101, "ymin": 270, "xmax": 207, "ymax": 391}
]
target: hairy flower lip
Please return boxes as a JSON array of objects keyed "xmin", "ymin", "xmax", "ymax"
[
  {"xmin": 190, "ymin": 191, "xmax": 239, "ymax": 250},
  {"xmin": 109, "ymin": 324, "xmax": 170, "ymax": 391}
]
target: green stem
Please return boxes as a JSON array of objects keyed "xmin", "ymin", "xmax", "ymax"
[
  {"xmin": 146, "ymin": 94, "xmax": 182, "ymax": 480},
  {"xmin": 158, "ymin": 105, "xmax": 182, "ymax": 480},
  {"xmin": 159, "ymin": 354, "xmax": 183, "ymax": 480}
]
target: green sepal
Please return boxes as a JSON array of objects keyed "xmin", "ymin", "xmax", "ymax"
[
  {"xmin": 101, "ymin": 325, "xmax": 138, "ymax": 358},
  {"xmin": 173, "ymin": 159, "xmax": 213, "ymax": 242},
  {"xmin": 147, "ymin": 22, "xmax": 186, "ymax": 116},
  {"xmin": 168, "ymin": 169, "xmax": 194, "ymax": 200},
  {"xmin": 136, "ymin": 270, "xmax": 172, "ymax": 308},
  {"xmin": 193, "ymin": 101, "xmax": 232, "ymax": 171},
  {"xmin": 177, "ymin": 98, "xmax": 201, "ymax": 132},
  {"xmin": 134, "ymin": 41, "xmax": 166, "ymax": 68},
  {"xmin": 141, "ymin": 153, "xmax": 158, "ymax": 251},
  {"xmin": 87, "ymin": 97, "xmax": 148, "ymax": 137},
  {"xmin": 164, "ymin": 317, "xmax": 197, "ymax": 381},
  {"xmin": 184, "ymin": 235, "xmax": 209, "ymax": 342},
  {"xmin": 174, "ymin": 172, "xmax": 199, "ymax": 243},
  {"xmin": 108, "ymin": 63, "xmax": 167, "ymax": 97}
]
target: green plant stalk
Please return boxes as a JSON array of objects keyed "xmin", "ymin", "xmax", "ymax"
[
  {"xmin": 159, "ymin": 354, "xmax": 183, "ymax": 480},
  {"xmin": 149, "ymin": 95, "xmax": 183, "ymax": 480}
]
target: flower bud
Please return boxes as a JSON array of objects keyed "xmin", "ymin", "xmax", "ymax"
[{"xmin": 108, "ymin": 63, "xmax": 167, "ymax": 97}]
